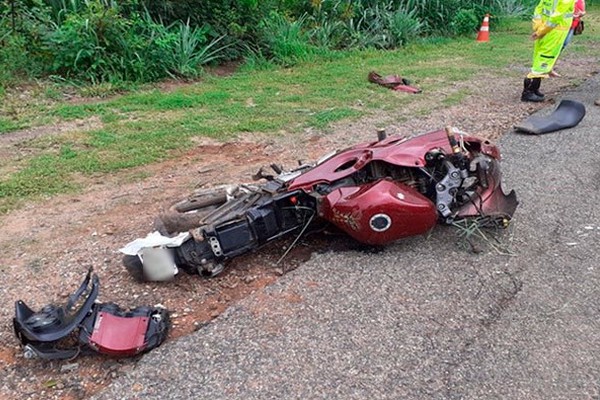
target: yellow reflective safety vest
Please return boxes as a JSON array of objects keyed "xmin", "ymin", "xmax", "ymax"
[{"xmin": 529, "ymin": 0, "xmax": 575, "ymax": 78}]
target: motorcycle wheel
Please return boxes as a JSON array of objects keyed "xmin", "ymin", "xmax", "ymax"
[{"xmin": 155, "ymin": 191, "xmax": 227, "ymax": 235}]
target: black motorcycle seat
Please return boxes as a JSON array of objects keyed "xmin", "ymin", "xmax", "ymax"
[{"xmin": 514, "ymin": 99, "xmax": 586, "ymax": 135}]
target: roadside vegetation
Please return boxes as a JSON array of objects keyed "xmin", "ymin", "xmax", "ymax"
[
  {"xmin": 0, "ymin": 0, "xmax": 599, "ymax": 213},
  {"xmin": 1, "ymin": 0, "xmax": 537, "ymax": 85}
]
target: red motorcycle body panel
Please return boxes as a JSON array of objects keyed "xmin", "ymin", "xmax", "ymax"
[
  {"xmin": 289, "ymin": 130, "xmax": 500, "ymax": 191},
  {"xmin": 89, "ymin": 312, "xmax": 149, "ymax": 356},
  {"xmin": 455, "ymin": 158, "xmax": 517, "ymax": 219},
  {"xmin": 321, "ymin": 179, "xmax": 438, "ymax": 245}
]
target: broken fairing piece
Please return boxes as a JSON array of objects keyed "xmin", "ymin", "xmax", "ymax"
[
  {"xmin": 368, "ymin": 71, "xmax": 422, "ymax": 94},
  {"xmin": 13, "ymin": 269, "xmax": 170, "ymax": 360},
  {"xmin": 80, "ymin": 303, "xmax": 169, "ymax": 356},
  {"xmin": 119, "ymin": 231, "xmax": 190, "ymax": 255}
]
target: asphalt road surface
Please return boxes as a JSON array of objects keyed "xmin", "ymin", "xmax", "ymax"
[{"xmin": 95, "ymin": 78, "xmax": 600, "ymax": 400}]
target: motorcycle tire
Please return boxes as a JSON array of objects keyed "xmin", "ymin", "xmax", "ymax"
[{"xmin": 155, "ymin": 191, "xmax": 227, "ymax": 235}]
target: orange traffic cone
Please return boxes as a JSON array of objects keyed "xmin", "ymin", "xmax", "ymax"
[{"xmin": 476, "ymin": 14, "xmax": 490, "ymax": 42}]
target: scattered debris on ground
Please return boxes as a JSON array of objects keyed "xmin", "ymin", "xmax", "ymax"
[{"xmin": 1, "ymin": 57, "xmax": 598, "ymax": 399}]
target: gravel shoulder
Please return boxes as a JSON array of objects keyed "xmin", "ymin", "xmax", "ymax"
[{"xmin": 93, "ymin": 68, "xmax": 600, "ymax": 400}]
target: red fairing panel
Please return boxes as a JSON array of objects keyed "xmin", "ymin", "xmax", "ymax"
[
  {"xmin": 89, "ymin": 312, "xmax": 149, "ymax": 356},
  {"xmin": 289, "ymin": 130, "xmax": 501, "ymax": 191},
  {"xmin": 456, "ymin": 158, "xmax": 518, "ymax": 219},
  {"xmin": 320, "ymin": 179, "xmax": 437, "ymax": 245}
]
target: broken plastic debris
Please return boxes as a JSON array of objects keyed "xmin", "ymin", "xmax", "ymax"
[{"xmin": 119, "ymin": 231, "xmax": 190, "ymax": 256}]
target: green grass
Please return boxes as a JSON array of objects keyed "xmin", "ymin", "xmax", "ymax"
[
  {"xmin": 1, "ymin": 14, "xmax": 600, "ymax": 213},
  {"xmin": 0, "ymin": 117, "xmax": 25, "ymax": 132},
  {"xmin": 442, "ymin": 89, "xmax": 472, "ymax": 107}
]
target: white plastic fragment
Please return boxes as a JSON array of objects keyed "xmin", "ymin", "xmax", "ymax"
[{"xmin": 119, "ymin": 231, "xmax": 190, "ymax": 255}]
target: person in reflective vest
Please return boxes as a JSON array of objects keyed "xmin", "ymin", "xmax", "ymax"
[
  {"xmin": 563, "ymin": 0, "xmax": 586, "ymax": 50},
  {"xmin": 521, "ymin": 0, "xmax": 575, "ymax": 102}
]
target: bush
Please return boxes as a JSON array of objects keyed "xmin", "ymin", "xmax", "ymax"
[
  {"xmin": 0, "ymin": 0, "xmax": 546, "ymax": 86},
  {"xmin": 256, "ymin": 13, "xmax": 322, "ymax": 66},
  {"xmin": 0, "ymin": 34, "xmax": 31, "ymax": 86},
  {"xmin": 308, "ymin": 17, "xmax": 346, "ymax": 49},
  {"xmin": 141, "ymin": 0, "xmax": 279, "ymax": 60},
  {"xmin": 388, "ymin": 6, "xmax": 424, "ymax": 46},
  {"xmin": 489, "ymin": 0, "xmax": 535, "ymax": 18},
  {"xmin": 32, "ymin": 1, "xmax": 230, "ymax": 83},
  {"xmin": 340, "ymin": 2, "xmax": 424, "ymax": 50},
  {"xmin": 164, "ymin": 21, "xmax": 230, "ymax": 79},
  {"xmin": 450, "ymin": 9, "xmax": 480, "ymax": 36},
  {"xmin": 46, "ymin": 2, "xmax": 134, "ymax": 82},
  {"xmin": 0, "ymin": 0, "xmax": 232, "ymax": 85}
]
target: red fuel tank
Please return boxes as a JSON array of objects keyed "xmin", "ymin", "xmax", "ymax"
[{"xmin": 320, "ymin": 179, "xmax": 437, "ymax": 245}]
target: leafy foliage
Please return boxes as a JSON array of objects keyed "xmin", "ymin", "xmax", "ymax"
[
  {"xmin": 488, "ymin": 0, "xmax": 534, "ymax": 18},
  {"xmin": 0, "ymin": 0, "xmax": 231, "ymax": 84},
  {"xmin": 46, "ymin": 2, "xmax": 133, "ymax": 81},
  {"xmin": 0, "ymin": 0, "xmax": 543, "ymax": 85},
  {"xmin": 451, "ymin": 9, "xmax": 480, "ymax": 36},
  {"xmin": 256, "ymin": 13, "xmax": 322, "ymax": 66},
  {"xmin": 338, "ymin": 2, "xmax": 421, "ymax": 49},
  {"xmin": 164, "ymin": 21, "xmax": 230, "ymax": 78},
  {"xmin": 0, "ymin": 32, "xmax": 30, "ymax": 85}
]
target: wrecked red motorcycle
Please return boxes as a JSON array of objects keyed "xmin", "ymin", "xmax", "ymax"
[{"xmin": 121, "ymin": 127, "xmax": 518, "ymax": 281}]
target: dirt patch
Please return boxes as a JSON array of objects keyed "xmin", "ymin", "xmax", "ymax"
[
  {"xmin": 152, "ymin": 62, "xmax": 240, "ymax": 93},
  {"xmin": 0, "ymin": 52, "xmax": 598, "ymax": 400},
  {"xmin": 205, "ymin": 61, "xmax": 240, "ymax": 77},
  {"xmin": 0, "ymin": 116, "xmax": 103, "ymax": 159}
]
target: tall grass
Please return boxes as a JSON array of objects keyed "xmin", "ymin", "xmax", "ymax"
[
  {"xmin": 167, "ymin": 21, "xmax": 230, "ymax": 78},
  {"xmin": 253, "ymin": 0, "xmax": 536, "ymax": 64},
  {"xmin": 0, "ymin": 0, "xmax": 231, "ymax": 84},
  {"xmin": 339, "ymin": 2, "xmax": 424, "ymax": 49},
  {"xmin": 256, "ymin": 13, "xmax": 322, "ymax": 66},
  {"xmin": 0, "ymin": 0, "xmax": 543, "ymax": 85}
]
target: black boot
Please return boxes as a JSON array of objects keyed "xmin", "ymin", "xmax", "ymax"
[
  {"xmin": 521, "ymin": 78, "xmax": 544, "ymax": 102},
  {"xmin": 531, "ymin": 77, "xmax": 544, "ymax": 98}
]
